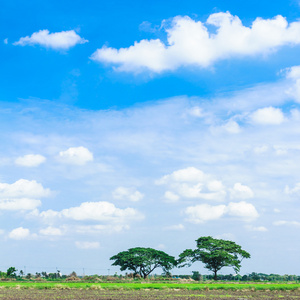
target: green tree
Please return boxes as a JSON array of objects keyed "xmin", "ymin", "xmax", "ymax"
[
  {"xmin": 6, "ymin": 267, "xmax": 17, "ymax": 278},
  {"xmin": 178, "ymin": 236, "xmax": 250, "ymax": 280},
  {"xmin": 110, "ymin": 247, "xmax": 177, "ymax": 279}
]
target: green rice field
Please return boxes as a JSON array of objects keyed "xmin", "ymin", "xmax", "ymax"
[{"xmin": 0, "ymin": 282, "xmax": 299, "ymax": 299}]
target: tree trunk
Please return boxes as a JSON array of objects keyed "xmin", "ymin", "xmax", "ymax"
[{"xmin": 213, "ymin": 269, "xmax": 218, "ymax": 281}]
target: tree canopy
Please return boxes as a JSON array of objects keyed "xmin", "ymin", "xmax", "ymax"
[
  {"xmin": 110, "ymin": 247, "xmax": 177, "ymax": 278},
  {"xmin": 178, "ymin": 236, "xmax": 250, "ymax": 280}
]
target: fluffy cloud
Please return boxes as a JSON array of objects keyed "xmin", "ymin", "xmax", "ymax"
[
  {"xmin": 14, "ymin": 30, "xmax": 88, "ymax": 50},
  {"xmin": 230, "ymin": 183, "xmax": 254, "ymax": 199},
  {"xmin": 59, "ymin": 146, "xmax": 93, "ymax": 165},
  {"xmin": 91, "ymin": 13, "xmax": 300, "ymax": 73},
  {"xmin": 75, "ymin": 241, "xmax": 100, "ymax": 249},
  {"xmin": 157, "ymin": 167, "xmax": 206, "ymax": 184},
  {"xmin": 15, "ymin": 154, "xmax": 46, "ymax": 167},
  {"xmin": 164, "ymin": 191, "xmax": 180, "ymax": 202},
  {"xmin": 0, "ymin": 179, "xmax": 51, "ymax": 198},
  {"xmin": 184, "ymin": 201, "xmax": 259, "ymax": 223},
  {"xmin": 0, "ymin": 198, "xmax": 41, "ymax": 211},
  {"xmin": 157, "ymin": 167, "xmax": 226, "ymax": 201},
  {"xmin": 250, "ymin": 107, "xmax": 285, "ymax": 125},
  {"xmin": 112, "ymin": 186, "xmax": 144, "ymax": 202},
  {"xmin": 0, "ymin": 179, "xmax": 50, "ymax": 212},
  {"xmin": 8, "ymin": 227, "xmax": 31, "ymax": 240},
  {"xmin": 184, "ymin": 204, "xmax": 227, "ymax": 223},
  {"xmin": 39, "ymin": 201, "xmax": 143, "ymax": 224},
  {"xmin": 226, "ymin": 201, "xmax": 259, "ymax": 221}
]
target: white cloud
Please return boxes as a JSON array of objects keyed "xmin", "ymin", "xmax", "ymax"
[
  {"xmin": 91, "ymin": 13, "xmax": 300, "ymax": 73},
  {"xmin": 157, "ymin": 167, "xmax": 226, "ymax": 201},
  {"xmin": 226, "ymin": 201, "xmax": 259, "ymax": 221},
  {"xmin": 0, "ymin": 198, "xmax": 41, "ymax": 211},
  {"xmin": 3, "ymin": 38, "xmax": 8, "ymax": 44},
  {"xmin": 39, "ymin": 226, "xmax": 63, "ymax": 236},
  {"xmin": 230, "ymin": 183, "xmax": 254, "ymax": 199},
  {"xmin": 112, "ymin": 186, "xmax": 144, "ymax": 202},
  {"xmin": 75, "ymin": 241, "xmax": 100, "ymax": 249},
  {"xmin": 0, "ymin": 179, "xmax": 51, "ymax": 198},
  {"xmin": 184, "ymin": 204, "xmax": 227, "ymax": 223},
  {"xmin": 39, "ymin": 201, "xmax": 143, "ymax": 224},
  {"xmin": 163, "ymin": 224, "xmax": 185, "ymax": 230},
  {"xmin": 59, "ymin": 146, "xmax": 93, "ymax": 165},
  {"xmin": 61, "ymin": 201, "xmax": 142, "ymax": 222},
  {"xmin": 221, "ymin": 120, "xmax": 241, "ymax": 134},
  {"xmin": 74, "ymin": 224, "xmax": 130, "ymax": 234},
  {"xmin": 188, "ymin": 106, "xmax": 204, "ymax": 117},
  {"xmin": 157, "ymin": 167, "xmax": 205, "ymax": 184},
  {"xmin": 15, "ymin": 154, "xmax": 46, "ymax": 167},
  {"xmin": 8, "ymin": 227, "xmax": 31, "ymax": 240},
  {"xmin": 285, "ymin": 182, "xmax": 300, "ymax": 195},
  {"xmin": 250, "ymin": 107, "xmax": 285, "ymax": 125},
  {"xmin": 285, "ymin": 65, "xmax": 300, "ymax": 102},
  {"xmin": 184, "ymin": 201, "xmax": 259, "ymax": 223},
  {"xmin": 14, "ymin": 30, "xmax": 88, "ymax": 50},
  {"xmin": 253, "ymin": 145, "xmax": 269, "ymax": 154},
  {"xmin": 164, "ymin": 191, "xmax": 180, "ymax": 202},
  {"xmin": 245, "ymin": 225, "xmax": 268, "ymax": 232},
  {"xmin": 273, "ymin": 220, "xmax": 300, "ymax": 226}
]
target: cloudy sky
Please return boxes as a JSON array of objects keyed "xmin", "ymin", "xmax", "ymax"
[{"xmin": 1, "ymin": 0, "xmax": 300, "ymax": 276}]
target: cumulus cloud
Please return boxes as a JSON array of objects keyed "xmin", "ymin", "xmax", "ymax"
[
  {"xmin": 157, "ymin": 167, "xmax": 206, "ymax": 184},
  {"xmin": 14, "ymin": 30, "xmax": 88, "ymax": 50},
  {"xmin": 0, "ymin": 179, "xmax": 51, "ymax": 198},
  {"xmin": 230, "ymin": 183, "xmax": 254, "ymax": 199},
  {"xmin": 184, "ymin": 201, "xmax": 259, "ymax": 223},
  {"xmin": 0, "ymin": 179, "xmax": 50, "ymax": 212},
  {"xmin": 157, "ymin": 167, "xmax": 226, "ymax": 201},
  {"xmin": 15, "ymin": 154, "xmax": 46, "ymax": 167},
  {"xmin": 39, "ymin": 201, "xmax": 143, "ymax": 224},
  {"xmin": 112, "ymin": 186, "xmax": 144, "ymax": 202},
  {"xmin": 8, "ymin": 227, "xmax": 31, "ymax": 240},
  {"xmin": 0, "ymin": 198, "xmax": 41, "ymax": 211},
  {"xmin": 59, "ymin": 146, "xmax": 93, "ymax": 165},
  {"xmin": 226, "ymin": 201, "xmax": 259, "ymax": 221},
  {"xmin": 185, "ymin": 204, "xmax": 227, "ymax": 223},
  {"xmin": 75, "ymin": 241, "xmax": 100, "ymax": 249},
  {"xmin": 250, "ymin": 107, "xmax": 285, "ymax": 125},
  {"xmin": 91, "ymin": 13, "xmax": 300, "ymax": 73}
]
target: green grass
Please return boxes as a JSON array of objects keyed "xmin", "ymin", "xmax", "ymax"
[{"xmin": 0, "ymin": 281, "xmax": 299, "ymax": 291}]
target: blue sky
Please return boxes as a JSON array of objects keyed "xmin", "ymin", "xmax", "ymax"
[{"xmin": 1, "ymin": 0, "xmax": 300, "ymax": 276}]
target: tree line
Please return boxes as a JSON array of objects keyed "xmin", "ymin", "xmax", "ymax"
[{"xmin": 110, "ymin": 236, "xmax": 250, "ymax": 280}]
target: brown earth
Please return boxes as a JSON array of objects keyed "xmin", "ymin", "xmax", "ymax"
[{"xmin": 0, "ymin": 289, "xmax": 299, "ymax": 299}]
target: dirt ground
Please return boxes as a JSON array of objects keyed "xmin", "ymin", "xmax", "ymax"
[{"xmin": 0, "ymin": 288, "xmax": 299, "ymax": 299}]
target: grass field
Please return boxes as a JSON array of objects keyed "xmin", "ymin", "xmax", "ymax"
[
  {"xmin": 0, "ymin": 282, "xmax": 300, "ymax": 299},
  {"xmin": 0, "ymin": 281, "xmax": 299, "ymax": 290}
]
